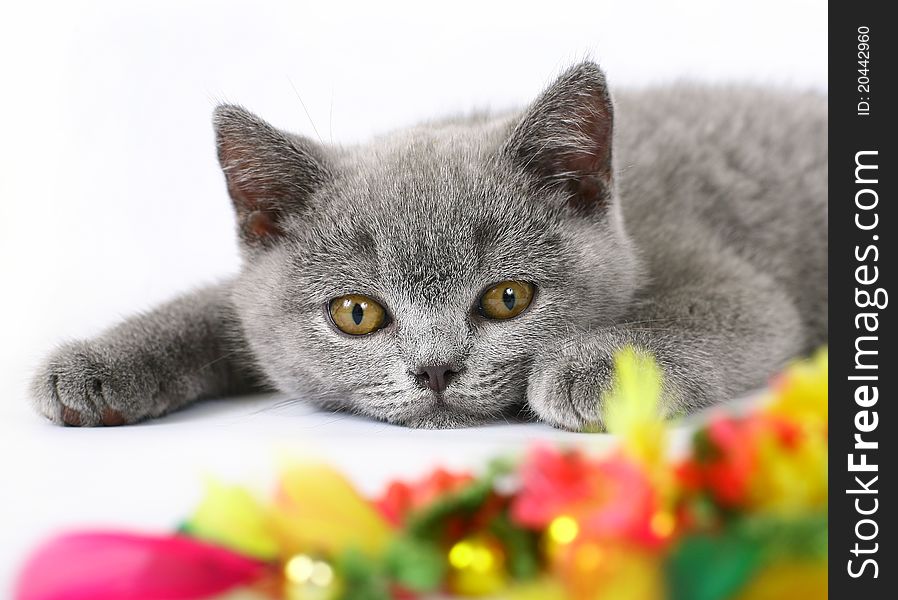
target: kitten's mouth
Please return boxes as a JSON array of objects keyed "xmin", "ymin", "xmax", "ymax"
[
  {"xmin": 397, "ymin": 378, "xmax": 528, "ymax": 429},
  {"xmin": 400, "ymin": 404, "xmax": 488, "ymax": 429}
]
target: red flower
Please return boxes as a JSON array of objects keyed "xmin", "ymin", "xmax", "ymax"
[
  {"xmin": 682, "ymin": 413, "xmax": 799, "ymax": 509},
  {"xmin": 375, "ymin": 468, "xmax": 474, "ymax": 526}
]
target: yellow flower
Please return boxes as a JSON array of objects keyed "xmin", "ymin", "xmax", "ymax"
[
  {"xmin": 732, "ymin": 560, "xmax": 827, "ymax": 600},
  {"xmin": 186, "ymin": 464, "xmax": 393, "ymax": 564},
  {"xmin": 750, "ymin": 347, "xmax": 828, "ymax": 512},
  {"xmin": 272, "ymin": 463, "xmax": 393, "ymax": 558},
  {"xmin": 603, "ymin": 346, "xmax": 667, "ymax": 471},
  {"xmin": 749, "ymin": 429, "xmax": 828, "ymax": 512},
  {"xmin": 766, "ymin": 347, "xmax": 828, "ymax": 428},
  {"xmin": 506, "ymin": 578, "xmax": 568, "ymax": 600},
  {"xmin": 186, "ymin": 478, "xmax": 280, "ymax": 560},
  {"xmin": 557, "ymin": 543, "xmax": 665, "ymax": 600},
  {"xmin": 447, "ymin": 535, "xmax": 507, "ymax": 596}
]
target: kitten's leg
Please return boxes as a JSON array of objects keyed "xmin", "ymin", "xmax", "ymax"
[
  {"xmin": 31, "ymin": 283, "xmax": 264, "ymax": 426},
  {"xmin": 527, "ymin": 274, "xmax": 807, "ymax": 431}
]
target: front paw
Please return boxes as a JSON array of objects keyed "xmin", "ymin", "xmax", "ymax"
[
  {"xmin": 527, "ymin": 339, "xmax": 616, "ymax": 431},
  {"xmin": 30, "ymin": 341, "xmax": 161, "ymax": 426}
]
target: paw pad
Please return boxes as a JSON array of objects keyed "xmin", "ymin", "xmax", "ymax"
[
  {"xmin": 61, "ymin": 407, "xmax": 82, "ymax": 427},
  {"xmin": 101, "ymin": 408, "xmax": 125, "ymax": 426}
]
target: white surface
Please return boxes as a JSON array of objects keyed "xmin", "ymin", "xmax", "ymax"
[
  {"xmin": 0, "ymin": 395, "xmax": 610, "ymax": 593},
  {"xmin": 0, "ymin": 0, "xmax": 825, "ymax": 593}
]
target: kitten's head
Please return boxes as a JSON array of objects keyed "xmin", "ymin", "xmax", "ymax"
[{"xmin": 216, "ymin": 61, "xmax": 641, "ymax": 427}]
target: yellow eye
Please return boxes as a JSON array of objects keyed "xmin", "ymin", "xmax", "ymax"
[
  {"xmin": 478, "ymin": 281, "xmax": 534, "ymax": 320},
  {"xmin": 329, "ymin": 294, "xmax": 389, "ymax": 335}
]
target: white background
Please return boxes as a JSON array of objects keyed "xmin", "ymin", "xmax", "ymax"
[{"xmin": 0, "ymin": 0, "xmax": 825, "ymax": 593}]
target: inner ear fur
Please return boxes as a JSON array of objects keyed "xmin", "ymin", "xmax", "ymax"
[
  {"xmin": 213, "ymin": 104, "xmax": 330, "ymax": 245},
  {"xmin": 503, "ymin": 61, "xmax": 615, "ymax": 213}
]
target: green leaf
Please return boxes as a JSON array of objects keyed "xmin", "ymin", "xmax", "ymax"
[
  {"xmin": 384, "ymin": 537, "xmax": 446, "ymax": 592},
  {"xmin": 335, "ymin": 548, "xmax": 391, "ymax": 600},
  {"xmin": 489, "ymin": 512, "xmax": 541, "ymax": 580},
  {"xmin": 404, "ymin": 476, "xmax": 495, "ymax": 538},
  {"xmin": 734, "ymin": 513, "xmax": 828, "ymax": 560},
  {"xmin": 666, "ymin": 532, "xmax": 762, "ymax": 600}
]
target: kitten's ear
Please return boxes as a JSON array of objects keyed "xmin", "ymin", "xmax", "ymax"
[
  {"xmin": 503, "ymin": 62, "xmax": 614, "ymax": 214},
  {"xmin": 213, "ymin": 105, "xmax": 329, "ymax": 245}
]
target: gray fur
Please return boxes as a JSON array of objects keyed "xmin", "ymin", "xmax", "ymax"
[{"xmin": 30, "ymin": 62, "xmax": 827, "ymax": 430}]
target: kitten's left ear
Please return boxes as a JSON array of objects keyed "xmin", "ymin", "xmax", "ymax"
[
  {"xmin": 503, "ymin": 61, "xmax": 615, "ymax": 214},
  {"xmin": 214, "ymin": 105, "xmax": 330, "ymax": 245}
]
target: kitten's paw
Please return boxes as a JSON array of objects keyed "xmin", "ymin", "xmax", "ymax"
[
  {"xmin": 30, "ymin": 341, "xmax": 160, "ymax": 426},
  {"xmin": 527, "ymin": 340, "xmax": 615, "ymax": 431}
]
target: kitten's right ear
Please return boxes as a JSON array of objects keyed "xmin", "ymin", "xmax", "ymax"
[
  {"xmin": 502, "ymin": 62, "xmax": 615, "ymax": 216},
  {"xmin": 213, "ymin": 105, "xmax": 329, "ymax": 245}
]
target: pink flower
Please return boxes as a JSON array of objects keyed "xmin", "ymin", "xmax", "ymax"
[
  {"xmin": 511, "ymin": 446, "xmax": 670, "ymax": 548},
  {"xmin": 15, "ymin": 531, "xmax": 267, "ymax": 600},
  {"xmin": 512, "ymin": 446, "xmax": 601, "ymax": 528}
]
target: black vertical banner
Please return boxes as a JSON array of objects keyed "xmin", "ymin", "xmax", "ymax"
[{"xmin": 830, "ymin": 0, "xmax": 896, "ymax": 596}]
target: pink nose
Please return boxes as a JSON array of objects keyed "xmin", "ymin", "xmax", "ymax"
[{"xmin": 415, "ymin": 364, "xmax": 458, "ymax": 393}]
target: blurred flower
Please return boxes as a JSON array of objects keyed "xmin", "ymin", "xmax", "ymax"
[
  {"xmin": 14, "ymin": 532, "xmax": 267, "ymax": 600},
  {"xmin": 732, "ymin": 560, "xmax": 828, "ymax": 600},
  {"xmin": 184, "ymin": 478, "xmax": 279, "ymax": 561},
  {"xmin": 184, "ymin": 465, "xmax": 394, "ymax": 564},
  {"xmin": 604, "ymin": 346, "xmax": 668, "ymax": 471},
  {"xmin": 511, "ymin": 446, "xmax": 601, "ymax": 528},
  {"xmin": 680, "ymin": 350, "xmax": 828, "ymax": 514},
  {"xmin": 748, "ymin": 418, "xmax": 827, "ymax": 513},
  {"xmin": 283, "ymin": 553, "xmax": 341, "ymax": 600},
  {"xmin": 512, "ymin": 446, "xmax": 673, "ymax": 549},
  {"xmin": 506, "ymin": 578, "xmax": 568, "ymax": 600},
  {"xmin": 375, "ymin": 468, "xmax": 474, "ymax": 526},
  {"xmin": 765, "ymin": 347, "xmax": 827, "ymax": 430},
  {"xmin": 272, "ymin": 464, "xmax": 394, "ymax": 558},
  {"xmin": 446, "ymin": 534, "xmax": 507, "ymax": 596},
  {"xmin": 555, "ymin": 541, "xmax": 665, "ymax": 600}
]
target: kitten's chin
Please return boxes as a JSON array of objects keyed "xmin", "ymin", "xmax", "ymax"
[
  {"xmin": 390, "ymin": 395, "xmax": 496, "ymax": 429},
  {"xmin": 399, "ymin": 407, "xmax": 490, "ymax": 429},
  {"xmin": 385, "ymin": 384, "xmax": 527, "ymax": 429}
]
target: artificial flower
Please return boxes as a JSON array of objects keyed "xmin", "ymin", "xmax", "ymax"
[
  {"xmin": 765, "ymin": 347, "xmax": 828, "ymax": 429},
  {"xmin": 15, "ymin": 532, "xmax": 267, "ymax": 600},
  {"xmin": 512, "ymin": 446, "xmax": 672, "ymax": 549},
  {"xmin": 273, "ymin": 464, "xmax": 394, "ymax": 558},
  {"xmin": 184, "ymin": 478, "xmax": 279, "ymax": 560},
  {"xmin": 375, "ymin": 468, "xmax": 474, "ymax": 526},
  {"xmin": 604, "ymin": 345, "xmax": 668, "ymax": 470}
]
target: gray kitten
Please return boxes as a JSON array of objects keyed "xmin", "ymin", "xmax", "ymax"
[{"xmin": 31, "ymin": 62, "xmax": 827, "ymax": 430}]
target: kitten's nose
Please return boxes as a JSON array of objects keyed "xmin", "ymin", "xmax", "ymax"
[{"xmin": 414, "ymin": 364, "xmax": 458, "ymax": 393}]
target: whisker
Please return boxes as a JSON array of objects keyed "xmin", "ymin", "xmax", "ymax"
[
  {"xmin": 287, "ymin": 77, "xmax": 323, "ymax": 143},
  {"xmin": 197, "ymin": 349, "xmax": 241, "ymax": 371}
]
